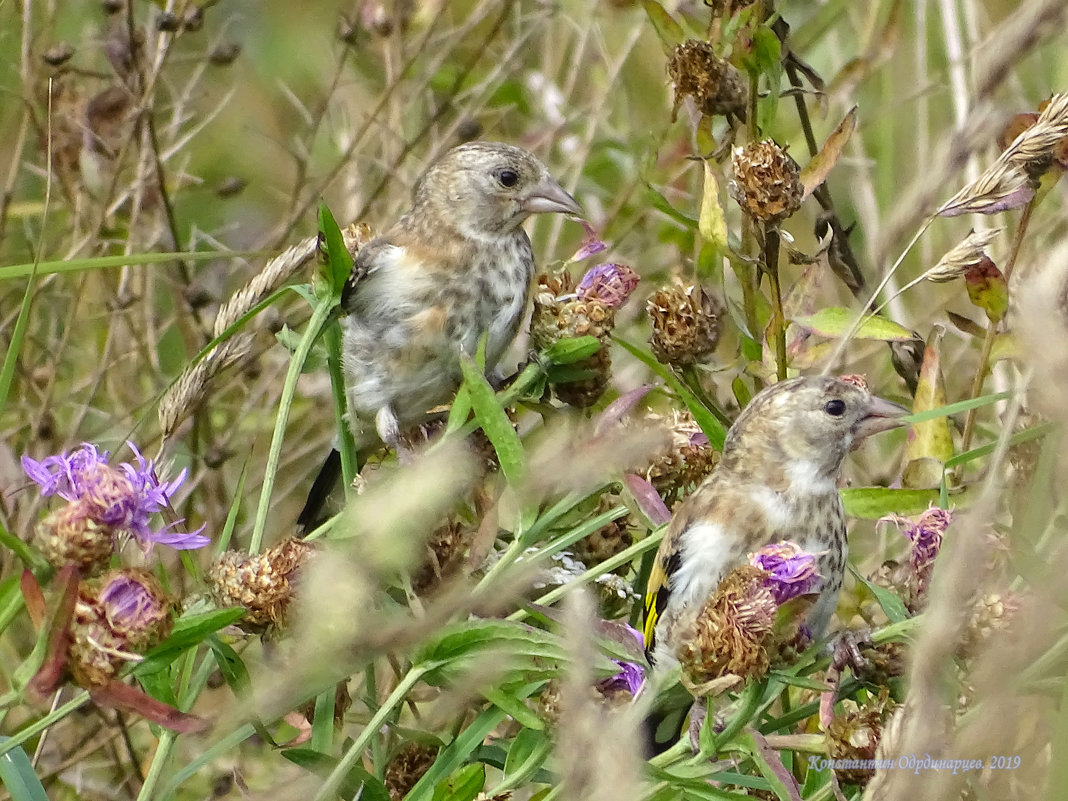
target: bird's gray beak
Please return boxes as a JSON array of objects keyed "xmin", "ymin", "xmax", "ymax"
[
  {"xmin": 855, "ymin": 394, "xmax": 910, "ymax": 439},
  {"xmin": 521, "ymin": 176, "xmax": 582, "ymax": 216}
]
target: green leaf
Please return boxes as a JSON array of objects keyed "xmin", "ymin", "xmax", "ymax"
[
  {"xmin": 793, "ymin": 307, "xmax": 913, "ymax": 341},
  {"xmin": 849, "ymin": 565, "xmax": 909, "ymax": 624},
  {"xmin": 317, "ymin": 202, "xmax": 354, "ymax": 299},
  {"xmin": 432, "ymin": 763, "xmax": 485, "ymax": 801},
  {"xmin": 206, "ymin": 635, "xmax": 250, "ymax": 693},
  {"xmin": 902, "ymin": 328, "xmax": 953, "ymax": 489},
  {"xmin": 504, "ymin": 728, "xmax": 552, "ymax": 779},
  {"xmin": 642, "ymin": 1, "xmax": 685, "ymax": 55},
  {"xmin": 414, "ymin": 620, "xmax": 566, "ymax": 687},
  {"xmin": 840, "ymin": 487, "xmax": 946, "ymax": 518},
  {"xmin": 134, "ymin": 608, "xmax": 245, "ymax": 676},
  {"xmin": 459, "ymin": 353, "xmax": 525, "ymax": 486},
  {"xmin": 800, "ymin": 106, "xmax": 857, "ymax": 202},
  {"xmin": 404, "ymin": 707, "xmax": 508, "ymax": 801},
  {"xmin": 541, "ymin": 335, "xmax": 602, "ymax": 365},
  {"xmin": 0, "ymin": 738, "xmax": 49, "ymax": 801},
  {"xmin": 964, "ymin": 259, "xmax": 1009, "ymax": 323},
  {"xmin": 283, "ymin": 748, "xmax": 391, "ymax": 801},
  {"xmin": 739, "ymin": 730, "xmax": 802, "ymax": 801},
  {"xmin": 613, "ymin": 336, "xmax": 727, "ymax": 449},
  {"xmin": 643, "ymin": 181, "xmax": 699, "ymax": 230},
  {"xmin": 765, "ymin": 671, "xmax": 832, "ymax": 692},
  {"xmin": 699, "ymin": 162, "xmax": 728, "ymax": 253}
]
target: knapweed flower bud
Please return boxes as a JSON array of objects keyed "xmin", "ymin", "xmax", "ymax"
[
  {"xmin": 68, "ymin": 569, "xmax": 173, "ymax": 688},
  {"xmin": 749, "ymin": 541, "xmax": 819, "ymax": 604},
  {"xmin": 208, "ymin": 537, "xmax": 315, "ymax": 632},
  {"xmin": 667, "ymin": 40, "xmax": 747, "ymax": 120},
  {"xmin": 530, "ymin": 272, "xmax": 615, "ymax": 408},
  {"xmin": 647, "ymin": 282, "xmax": 722, "ymax": 366},
  {"xmin": 728, "ymin": 139, "xmax": 803, "ymax": 224},
  {"xmin": 576, "ymin": 262, "xmax": 640, "ymax": 310}
]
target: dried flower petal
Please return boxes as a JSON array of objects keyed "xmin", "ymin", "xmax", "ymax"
[
  {"xmin": 568, "ymin": 220, "xmax": 609, "ymax": 263},
  {"xmin": 749, "ymin": 541, "xmax": 819, "ymax": 604},
  {"xmin": 576, "ymin": 262, "xmax": 640, "ymax": 309}
]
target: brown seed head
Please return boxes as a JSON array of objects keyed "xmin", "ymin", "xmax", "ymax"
[
  {"xmin": 208, "ymin": 537, "xmax": 316, "ymax": 632},
  {"xmin": 729, "ymin": 139, "xmax": 803, "ymax": 223},
  {"xmin": 667, "ymin": 40, "xmax": 747, "ymax": 119},
  {"xmin": 647, "ymin": 282, "xmax": 722, "ymax": 366}
]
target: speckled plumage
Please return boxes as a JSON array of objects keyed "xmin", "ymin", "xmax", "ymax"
[
  {"xmin": 339, "ymin": 141, "xmax": 581, "ymax": 447},
  {"xmin": 298, "ymin": 143, "xmax": 579, "ymax": 531},
  {"xmin": 643, "ymin": 376, "xmax": 907, "ymax": 670}
]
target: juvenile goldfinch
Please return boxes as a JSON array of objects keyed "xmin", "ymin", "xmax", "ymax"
[
  {"xmin": 298, "ymin": 142, "xmax": 580, "ymax": 529},
  {"xmin": 643, "ymin": 375, "xmax": 907, "ymax": 671}
]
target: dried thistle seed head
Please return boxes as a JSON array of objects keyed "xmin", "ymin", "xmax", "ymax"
[
  {"xmin": 572, "ymin": 495, "xmax": 633, "ymax": 568},
  {"xmin": 208, "ymin": 537, "xmax": 316, "ymax": 632},
  {"xmin": 728, "ymin": 139, "xmax": 803, "ymax": 223},
  {"xmin": 644, "ymin": 411, "xmax": 719, "ymax": 504},
  {"xmin": 925, "ymin": 228, "xmax": 1002, "ymax": 283},
  {"xmin": 385, "ymin": 742, "xmax": 439, "ymax": 800},
  {"xmin": 676, "ymin": 565, "xmax": 776, "ymax": 687},
  {"xmin": 411, "ymin": 517, "xmax": 473, "ymax": 596},
  {"xmin": 530, "ymin": 272, "xmax": 615, "ymax": 408},
  {"xmin": 826, "ymin": 690, "xmax": 898, "ymax": 787},
  {"xmin": 960, "ymin": 591, "xmax": 1019, "ymax": 658},
  {"xmin": 667, "ymin": 40, "xmax": 747, "ymax": 119},
  {"xmin": 647, "ymin": 282, "xmax": 722, "ymax": 366}
]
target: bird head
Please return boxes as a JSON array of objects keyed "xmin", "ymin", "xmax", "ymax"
[
  {"xmin": 723, "ymin": 376, "xmax": 908, "ymax": 481},
  {"xmin": 414, "ymin": 142, "xmax": 581, "ymax": 239}
]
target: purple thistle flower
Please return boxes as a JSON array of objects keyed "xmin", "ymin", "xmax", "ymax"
[
  {"xmin": 750, "ymin": 541, "xmax": 820, "ymax": 605},
  {"xmin": 576, "ymin": 262, "xmax": 640, "ymax": 309},
  {"xmin": 99, "ymin": 571, "xmax": 170, "ymax": 635},
  {"xmin": 598, "ymin": 623, "xmax": 646, "ymax": 696},
  {"xmin": 899, "ymin": 507, "xmax": 951, "ymax": 595},
  {"xmin": 567, "ymin": 220, "xmax": 609, "ymax": 263},
  {"xmin": 22, "ymin": 442, "xmax": 208, "ymax": 552}
]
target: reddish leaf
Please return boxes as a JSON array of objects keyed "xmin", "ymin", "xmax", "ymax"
[
  {"xmin": 964, "ymin": 257, "xmax": 1008, "ymax": 323},
  {"xmin": 29, "ymin": 566, "xmax": 79, "ymax": 696},
  {"xmin": 594, "ymin": 386, "xmax": 652, "ymax": 435},
  {"xmin": 91, "ymin": 679, "xmax": 210, "ymax": 734},
  {"xmin": 623, "ymin": 474, "xmax": 672, "ymax": 526},
  {"xmin": 21, "ymin": 569, "xmax": 46, "ymax": 629}
]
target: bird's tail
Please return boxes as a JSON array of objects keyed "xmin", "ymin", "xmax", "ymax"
[{"xmin": 296, "ymin": 448, "xmax": 343, "ymax": 534}]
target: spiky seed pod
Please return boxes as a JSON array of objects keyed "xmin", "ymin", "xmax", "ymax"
[
  {"xmin": 854, "ymin": 640, "xmax": 908, "ymax": 687},
  {"xmin": 411, "ymin": 518, "xmax": 473, "ymax": 596},
  {"xmin": 36, "ymin": 499, "xmax": 116, "ymax": 575},
  {"xmin": 385, "ymin": 742, "xmax": 439, "ymax": 800},
  {"xmin": 960, "ymin": 592, "xmax": 1019, "ymax": 658},
  {"xmin": 644, "ymin": 412, "xmax": 720, "ymax": 505},
  {"xmin": 647, "ymin": 282, "xmax": 722, "ymax": 366},
  {"xmin": 68, "ymin": 570, "xmax": 173, "ymax": 688},
  {"xmin": 676, "ymin": 565, "xmax": 776, "ymax": 686},
  {"xmin": 530, "ymin": 272, "xmax": 614, "ymax": 408},
  {"xmin": 572, "ymin": 495, "xmax": 633, "ymax": 569},
  {"xmin": 667, "ymin": 40, "xmax": 747, "ymax": 119},
  {"xmin": 729, "ymin": 139, "xmax": 804, "ymax": 224},
  {"xmin": 826, "ymin": 690, "xmax": 898, "ymax": 787},
  {"xmin": 208, "ymin": 537, "xmax": 316, "ymax": 632}
]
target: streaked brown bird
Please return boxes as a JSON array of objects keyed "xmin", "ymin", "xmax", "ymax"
[
  {"xmin": 643, "ymin": 376, "xmax": 907, "ymax": 670},
  {"xmin": 298, "ymin": 142, "xmax": 581, "ymax": 529}
]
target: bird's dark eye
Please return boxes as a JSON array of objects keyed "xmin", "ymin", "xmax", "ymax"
[
  {"xmin": 497, "ymin": 169, "xmax": 519, "ymax": 188},
  {"xmin": 824, "ymin": 399, "xmax": 847, "ymax": 417}
]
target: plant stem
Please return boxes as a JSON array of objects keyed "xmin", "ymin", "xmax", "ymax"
[
  {"xmin": 764, "ymin": 227, "xmax": 788, "ymax": 381},
  {"xmin": 959, "ymin": 201, "xmax": 1034, "ymax": 454},
  {"xmin": 250, "ymin": 298, "xmax": 334, "ymax": 554}
]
